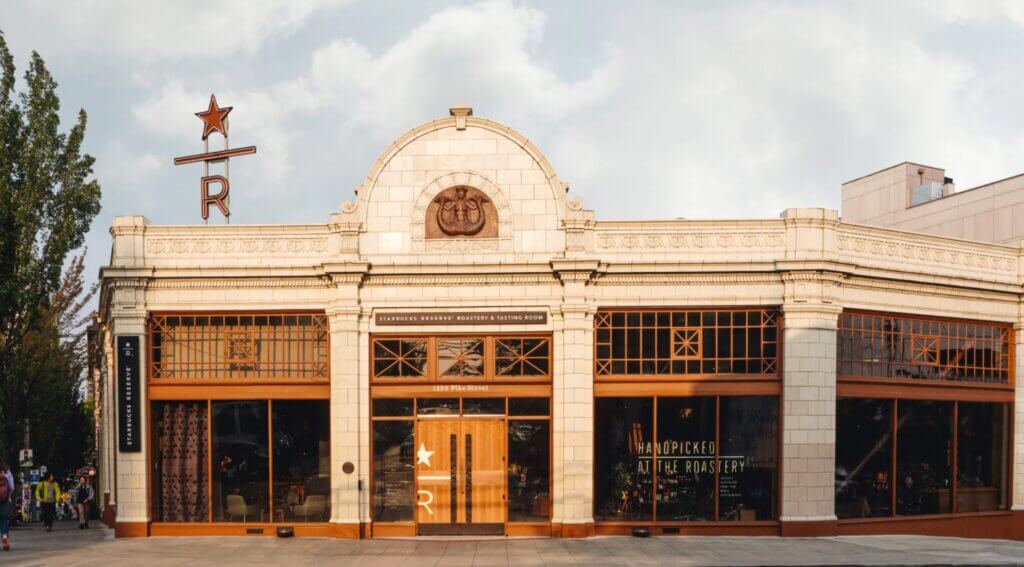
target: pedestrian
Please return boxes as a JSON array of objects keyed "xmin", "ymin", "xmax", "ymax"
[
  {"xmin": 72, "ymin": 476, "xmax": 94, "ymax": 529},
  {"xmin": 0, "ymin": 461, "xmax": 13, "ymax": 551},
  {"xmin": 34, "ymin": 472, "xmax": 62, "ymax": 532}
]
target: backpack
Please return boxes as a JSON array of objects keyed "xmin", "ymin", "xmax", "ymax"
[{"xmin": 0, "ymin": 474, "xmax": 9, "ymax": 504}]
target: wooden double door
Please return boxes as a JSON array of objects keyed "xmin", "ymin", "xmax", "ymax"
[{"xmin": 415, "ymin": 418, "xmax": 505, "ymax": 535}]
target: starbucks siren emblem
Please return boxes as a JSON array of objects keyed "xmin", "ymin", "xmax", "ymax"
[{"xmin": 437, "ymin": 186, "xmax": 489, "ymax": 236}]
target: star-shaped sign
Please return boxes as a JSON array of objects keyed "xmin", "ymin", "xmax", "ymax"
[
  {"xmin": 195, "ymin": 94, "xmax": 232, "ymax": 140},
  {"xmin": 416, "ymin": 443, "xmax": 434, "ymax": 466}
]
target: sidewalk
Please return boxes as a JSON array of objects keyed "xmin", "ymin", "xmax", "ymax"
[{"xmin": 3, "ymin": 521, "xmax": 1023, "ymax": 566}]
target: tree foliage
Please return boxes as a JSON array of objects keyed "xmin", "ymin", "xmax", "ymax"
[{"xmin": 0, "ymin": 31, "xmax": 102, "ymax": 474}]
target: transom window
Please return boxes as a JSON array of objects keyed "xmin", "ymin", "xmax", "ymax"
[
  {"xmin": 594, "ymin": 309, "xmax": 780, "ymax": 378},
  {"xmin": 371, "ymin": 335, "xmax": 551, "ymax": 381},
  {"xmin": 837, "ymin": 312, "xmax": 1011, "ymax": 385},
  {"xmin": 149, "ymin": 313, "xmax": 329, "ymax": 381}
]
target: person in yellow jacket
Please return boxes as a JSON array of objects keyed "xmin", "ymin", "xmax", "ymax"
[{"xmin": 34, "ymin": 473, "xmax": 61, "ymax": 532}]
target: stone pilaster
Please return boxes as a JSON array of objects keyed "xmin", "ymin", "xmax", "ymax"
[
  {"xmin": 326, "ymin": 266, "xmax": 367, "ymax": 535},
  {"xmin": 552, "ymin": 260, "xmax": 597, "ymax": 537},
  {"xmin": 779, "ymin": 301, "xmax": 841, "ymax": 536},
  {"xmin": 1012, "ymin": 322, "xmax": 1024, "ymax": 538},
  {"xmin": 107, "ymin": 283, "xmax": 149, "ymax": 533}
]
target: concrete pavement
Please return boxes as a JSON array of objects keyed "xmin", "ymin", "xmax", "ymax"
[{"xmin": 3, "ymin": 520, "xmax": 1024, "ymax": 566}]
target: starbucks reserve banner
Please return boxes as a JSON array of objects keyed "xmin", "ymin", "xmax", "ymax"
[{"xmin": 375, "ymin": 311, "xmax": 547, "ymax": 326}]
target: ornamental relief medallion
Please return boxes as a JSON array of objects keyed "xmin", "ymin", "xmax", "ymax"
[{"xmin": 425, "ymin": 185, "xmax": 498, "ymax": 239}]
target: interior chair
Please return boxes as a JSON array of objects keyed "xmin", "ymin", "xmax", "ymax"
[
  {"xmin": 292, "ymin": 494, "xmax": 327, "ymax": 521},
  {"xmin": 226, "ymin": 494, "xmax": 260, "ymax": 522}
]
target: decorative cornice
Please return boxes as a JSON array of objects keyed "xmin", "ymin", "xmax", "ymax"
[
  {"xmin": 595, "ymin": 231, "xmax": 785, "ymax": 251},
  {"xmin": 836, "ymin": 232, "xmax": 1016, "ymax": 274},
  {"xmin": 145, "ymin": 237, "xmax": 328, "ymax": 256},
  {"xmin": 594, "ymin": 273, "xmax": 782, "ymax": 286},
  {"xmin": 781, "ymin": 271, "xmax": 847, "ymax": 285},
  {"xmin": 146, "ymin": 279, "xmax": 331, "ymax": 289},
  {"xmin": 842, "ymin": 275, "xmax": 1018, "ymax": 303},
  {"xmin": 363, "ymin": 274, "xmax": 558, "ymax": 287}
]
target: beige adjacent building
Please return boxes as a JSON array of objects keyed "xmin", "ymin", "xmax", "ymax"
[{"xmin": 95, "ymin": 106, "xmax": 1024, "ymax": 540}]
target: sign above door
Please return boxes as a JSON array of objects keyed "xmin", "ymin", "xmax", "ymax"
[{"xmin": 375, "ymin": 311, "xmax": 547, "ymax": 326}]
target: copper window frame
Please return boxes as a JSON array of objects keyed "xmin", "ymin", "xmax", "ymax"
[
  {"xmin": 837, "ymin": 310, "xmax": 1013, "ymax": 388},
  {"xmin": 148, "ymin": 311, "xmax": 329, "ymax": 383},
  {"xmin": 370, "ymin": 333, "xmax": 552, "ymax": 384},
  {"xmin": 594, "ymin": 308, "xmax": 781, "ymax": 381}
]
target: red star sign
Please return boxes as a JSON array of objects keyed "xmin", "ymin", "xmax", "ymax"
[{"xmin": 195, "ymin": 94, "xmax": 232, "ymax": 140}]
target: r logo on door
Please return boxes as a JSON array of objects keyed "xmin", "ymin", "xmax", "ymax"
[{"xmin": 417, "ymin": 490, "xmax": 434, "ymax": 515}]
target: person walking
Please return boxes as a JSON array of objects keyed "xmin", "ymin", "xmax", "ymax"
[
  {"xmin": 0, "ymin": 462, "xmax": 13, "ymax": 551},
  {"xmin": 34, "ymin": 472, "xmax": 62, "ymax": 532},
  {"xmin": 72, "ymin": 476, "xmax": 94, "ymax": 529}
]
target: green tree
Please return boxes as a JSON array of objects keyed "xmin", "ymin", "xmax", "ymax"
[{"xmin": 0, "ymin": 31, "xmax": 102, "ymax": 471}]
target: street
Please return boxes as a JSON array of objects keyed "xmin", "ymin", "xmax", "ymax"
[{"xmin": 2, "ymin": 521, "xmax": 1024, "ymax": 566}]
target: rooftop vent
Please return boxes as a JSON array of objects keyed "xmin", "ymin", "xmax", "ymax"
[{"xmin": 911, "ymin": 181, "xmax": 943, "ymax": 206}]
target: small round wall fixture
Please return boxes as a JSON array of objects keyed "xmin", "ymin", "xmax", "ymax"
[
  {"xmin": 631, "ymin": 527, "xmax": 651, "ymax": 538},
  {"xmin": 276, "ymin": 526, "xmax": 294, "ymax": 538},
  {"xmin": 342, "ymin": 461, "xmax": 355, "ymax": 474}
]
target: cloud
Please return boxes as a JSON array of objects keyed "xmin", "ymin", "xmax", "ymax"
[
  {"xmin": 120, "ymin": 1, "xmax": 1024, "ymax": 221},
  {"xmin": 12, "ymin": 0, "xmax": 346, "ymax": 61},
  {"xmin": 133, "ymin": 1, "xmax": 623, "ymax": 189}
]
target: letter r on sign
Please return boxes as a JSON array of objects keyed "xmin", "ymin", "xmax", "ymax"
[{"xmin": 201, "ymin": 175, "xmax": 230, "ymax": 220}]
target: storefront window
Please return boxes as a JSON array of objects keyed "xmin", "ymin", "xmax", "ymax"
[
  {"xmin": 437, "ymin": 338, "xmax": 485, "ymax": 377},
  {"xmin": 372, "ymin": 421, "xmax": 415, "ymax": 521},
  {"xmin": 837, "ymin": 398, "xmax": 1010, "ymax": 519},
  {"xmin": 508, "ymin": 420, "xmax": 550, "ymax": 521},
  {"xmin": 896, "ymin": 400, "xmax": 953, "ymax": 516},
  {"xmin": 718, "ymin": 397, "xmax": 778, "ymax": 521},
  {"xmin": 957, "ymin": 403, "xmax": 1009, "ymax": 512},
  {"xmin": 272, "ymin": 401, "xmax": 330, "ymax": 522},
  {"xmin": 212, "ymin": 401, "xmax": 270, "ymax": 522},
  {"xmin": 892, "ymin": 399, "xmax": 954, "ymax": 513},
  {"xmin": 152, "ymin": 401, "xmax": 209, "ymax": 522},
  {"xmin": 655, "ymin": 397, "xmax": 715, "ymax": 521},
  {"xmin": 594, "ymin": 398, "xmax": 654, "ymax": 521},
  {"xmin": 595, "ymin": 396, "xmax": 780, "ymax": 523},
  {"xmin": 835, "ymin": 399, "xmax": 892, "ymax": 518}
]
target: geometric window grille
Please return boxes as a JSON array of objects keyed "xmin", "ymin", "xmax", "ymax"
[
  {"xmin": 437, "ymin": 338, "xmax": 485, "ymax": 377},
  {"xmin": 495, "ymin": 337, "xmax": 550, "ymax": 377},
  {"xmin": 837, "ymin": 311, "xmax": 1011, "ymax": 385},
  {"xmin": 224, "ymin": 331, "xmax": 256, "ymax": 365},
  {"xmin": 372, "ymin": 338, "xmax": 429, "ymax": 378},
  {"xmin": 911, "ymin": 336, "xmax": 939, "ymax": 365},
  {"xmin": 149, "ymin": 313, "xmax": 328, "ymax": 381},
  {"xmin": 671, "ymin": 328, "xmax": 701, "ymax": 360},
  {"xmin": 593, "ymin": 308, "xmax": 780, "ymax": 378}
]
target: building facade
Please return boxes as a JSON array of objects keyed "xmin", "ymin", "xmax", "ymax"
[{"xmin": 96, "ymin": 106, "xmax": 1024, "ymax": 539}]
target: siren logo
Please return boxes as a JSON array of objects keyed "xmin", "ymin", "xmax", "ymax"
[{"xmin": 173, "ymin": 94, "xmax": 257, "ymax": 223}]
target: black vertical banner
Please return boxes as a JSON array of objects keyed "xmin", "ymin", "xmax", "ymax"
[{"xmin": 117, "ymin": 335, "xmax": 141, "ymax": 452}]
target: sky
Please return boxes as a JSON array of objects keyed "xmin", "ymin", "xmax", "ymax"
[{"xmin": 3, "ymin": 0, "xmax": 1024, "ymax": 284}]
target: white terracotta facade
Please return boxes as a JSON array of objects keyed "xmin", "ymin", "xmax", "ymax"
[{"xmin": 96, "ymin": 107, "xmax": 1024, "ymax": 539}]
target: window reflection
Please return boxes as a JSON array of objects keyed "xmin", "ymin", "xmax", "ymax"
[
  {"xmin": 594, "ymin": 398, "xmax": 653, "ymax": 521},
  {"xmin": 835, "ymin": 399, "xmax": 892, "ymax": 518},
  {"xmin": 957, "ymin": 403, "xmax": 1008, "ymax": 512},
  {"xmin": 718, "ymin": 397, "xmax": 778, "ymax": 521},
  {"xmin": 655, "ymin": 398, "xmax": 715, "ymax": 521},
  {"xmin": 373, "ymin": 421, "xmax": 415, "ymax": 521},
  {"xmin": 212, "ymin": 401, "xmax": 269, "ymax": 522},
  {"xmin": 508, "ymin": 421, "xmax": 550, "ymax": 521},
  {"xmin": 273, "ymin": 401, "xmax": 330, "ymax": 522},
  {"xmin": 896, "ymin": 400, "xmax": 952, "ymax": 516}
]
